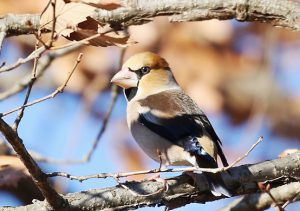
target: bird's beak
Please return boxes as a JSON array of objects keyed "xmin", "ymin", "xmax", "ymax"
[{"xmin": 111, "ymin": 68, "xmax": 138, "ymax": 89}]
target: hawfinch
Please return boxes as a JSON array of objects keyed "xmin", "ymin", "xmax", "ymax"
[{"xmin": 111, "ymin": 52, "xmax": 231, "ymax": 197}]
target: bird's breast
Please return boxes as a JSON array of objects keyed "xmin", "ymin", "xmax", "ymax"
[{"xmin": 127, "ymin": 101, "xmax": 195, "ymax": 166}]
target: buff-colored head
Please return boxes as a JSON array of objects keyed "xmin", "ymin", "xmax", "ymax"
[{"xmin": 111, "ymin": 52, "xmax": 177, "ymax": 95}]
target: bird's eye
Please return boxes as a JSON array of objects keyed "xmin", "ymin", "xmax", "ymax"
[{"xmin": 140, "ymin": 66, "xmax": 151, "ymax": 75}]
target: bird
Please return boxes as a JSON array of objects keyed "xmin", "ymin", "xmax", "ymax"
[{"xmin": 111, "ymin": 52, "xmax": 231, "ymax": 197}]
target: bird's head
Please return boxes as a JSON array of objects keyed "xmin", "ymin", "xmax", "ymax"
[{"xmin": 111, "ymin": 52, "xmax": 178, "ymax": 99}]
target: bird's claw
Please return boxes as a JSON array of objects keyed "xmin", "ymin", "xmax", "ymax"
[{"xmin": 147, "ymin": 173, "xmax": 169, "ymax": 191}]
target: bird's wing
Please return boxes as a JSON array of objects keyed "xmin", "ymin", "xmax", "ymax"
[{"xmin": 138, "ymin": 89, "xmax": 228, "ymax": 167}]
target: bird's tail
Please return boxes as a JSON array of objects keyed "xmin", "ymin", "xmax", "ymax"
[{"xmin": 202, "ymin": 172, "xmax": 232, "ymax": 197}]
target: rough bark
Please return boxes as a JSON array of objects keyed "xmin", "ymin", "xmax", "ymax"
[
  {"xmin": 0, "ymin": 119, "xmax": 67, "ymax": 209},
  {"xmin": 1, "ymin": 152, "xmax": 299, "ymax": 210},
  {"xmin": 221, "ymin": 182, "xmax": 300, "ymax": 211},
  {"xmin": 1, "ymin": 0, "xmax": 300, "ymax": 210},
  {"xmin": 0, "ymin": 0, "xmax": 300, "ymax": 37}
]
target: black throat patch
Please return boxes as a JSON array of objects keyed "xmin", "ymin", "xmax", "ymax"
[{"xmin": 124, "ymin": 87, "xmax": 138, "ymax": 101}]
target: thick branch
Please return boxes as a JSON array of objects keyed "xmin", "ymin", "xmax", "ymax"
[
  {"xmin": 0, "ymin": 0, "xmax": 300, "ymax": 37},
  {"xmin": 0, "ymin": 118, "xmax": 67, "ymax": 209},
  {"xmin": 220, "ymin": 182, "xmax": 300, "ymax": 211},
  {"xmin": 1, "ymin": 152, "xmax": 299, "ymax": 210},
  {"xmin": 0, "ymin": 14, "xmax": 47, "ymax": 36}
]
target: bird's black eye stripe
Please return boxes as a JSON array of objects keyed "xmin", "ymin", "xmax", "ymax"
[{"xmin": 129, "ymin": 66, "xmax": 151, "ymax": 79}]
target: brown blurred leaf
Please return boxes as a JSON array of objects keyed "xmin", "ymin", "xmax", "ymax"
[
  {"xmin": 64, "ymin": 0, "xmax": 123, "ymax": 10},
  {"xmin": 40, "ymin": 0, "xmax": 133, "ymax": 47},
  {"xmin": 0, "ymin": 155, "xmax": 30, "ymax": 188},
  {"xmin": 67, "ymin": 17, "xmax": 134, "ymax": 47},
  {"xmin": 40, "ymin": 0, "xmax": 95, "ymax": 37},
  {"xmin": 68, "ymin": 29, "xmax": 133, "ymax": 47}
]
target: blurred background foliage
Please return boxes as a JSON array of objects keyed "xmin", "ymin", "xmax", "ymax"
[{"xmin": 0, "ymin": 0, "xmax": 299, "ymax": 210}]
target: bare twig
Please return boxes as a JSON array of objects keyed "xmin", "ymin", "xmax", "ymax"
[
  {"xmin": 12, "ymin": 30, "xmax": 43, "ymax": 130},
  {"xmin": 83, "ymin": 85, "xmax": 119, "ymax": 160},
  {"xmin": 258, "ymin": 183, "xmax": 284, "ymax": 211},
  {"xmin": 0, "ymin": 44, "xmax": 83, "ymax": 101},
  {"xmin": 2, "ymin": 53, "xmax": 83, "ymax": 117},
  {"xmin": 33, "ymin": 31, "xmax": 49, "ymax": 48},
  {"xmin": 282, "ymin": 192, "xmax": 300, "ymax": 208},
  {"xmin": 12, "ymin": 77, "xmax": 35, "ymax": 130},
  {"xmin": 0, "ymin": 46, "xmax": 46, "ymax": 73},
  {"xmin": 265, "ymin": 185, "xmax": 284, "ymax": 211},
  {"xmin": 25, "ymin": 48, "xmax": 126, "ymax": 165},
  {"xmin": 221, "ymin": 136, "xmax": 263, "ymax": 171},
  {"xmin": 40, "ymin": 0, "xmax": 52, "ymax": 19},
  {"xmin": 82, "ymin": 48, "xmax": 125, "ymax": 162},
  {"xmin": 0, "ymin": 118, "xmax": 67, "ymax": 209},
  {"xmin": 49, "ymin": 0, "xmax": 57, "ymax": 46},
  {"xmin": 0, "ymin": 28, "xmax": 113, "ymax": 74},
  {"xmin": 50, "ymin": 27, "xmax": 114, "ymax": 50},
  {"xmin": 0, "ymin": 31, "xmax": 6, "ymax": 53},
  {"xmin": 47, "ymin": 137, "xmax": 263, "ymax": 181},
  {"xmin": 112, "ymin": 176, "xmax": 140, "ymax": 197},
  {"xmin": 0, "ymin": 1, "xmax": 56, "ymax": 79}
]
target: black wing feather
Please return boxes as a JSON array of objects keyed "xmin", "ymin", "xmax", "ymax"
[
  {"xmin": 139, "ymin": 112, "xmax": 203, "ymax": 142},
  {"xmin": 138, "ymin": 89, "xmax": 229, "ymax": 167}
]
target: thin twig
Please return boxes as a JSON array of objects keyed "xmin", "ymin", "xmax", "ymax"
[
  {"xmin": 260, "ymin": 183, "xmax": 285, "ymax": 211},
  {"xmin": 282, "ymin": 192, "xmax": 300, "ymax": 208},
  {"xmin": 33, "ymin": 31, "xmax": 49, "ymax": 49},
  {"xmin": 2, "ymin": 53, "xmax": 83, "ymax": 117},
  {"xmin": 40, "ymin": 0, "xmax": 52, "ymax": 18},
  {"xmin": 220, "ymin": 136, "xmax": 263, "ymax": 171},
  {"xmin": 0, "ymin": 118, "xmax": 67, "ymax": 209},
  {"xmin": 50, "ymin": 26, "xmax": 113, "ymax": 50},
  {"xmin": 113, "ymin": 176, "xmax": 139, "ymax": 197},
  {"xmin": 5, "ymin": 1, "xmax": 56, "ymax": 130},
  {"xmin": 49, "ymin": 0, "xmax": 57, "ymax": 46},
  {"xmin": 0, "ymin": 46, "xmax": 46, "ymax": 73},
  {"xmin": 12, "ymin": 29, "xmax": 43, "ymax": 130},
  {"xmin": 47, "ymin": 137, "xmax": 263, "ymax": 181},
  {"xmin": 266, "ymin": 191, "xmax": 284, "ymax": 211},
  {"xmin": 0, "ymin": 31, "xmax": 6, "ymax": 53},
  {"xmin": 27, "ymin": 48, "xmax": 126, "ymax": 164},
  {"xmin": 0, "ymin": 43, "xmax": 83, "ymax": 101},
  {"xmin": 0, "ymin": 27, "xmax": 113, "ymax": 74},
  {"xmin": 82, "ymin": 48, "xmax": 125, "ymax": 162},
  {"xmin": 83, "ymin": 84, "xmax": 120, "ymax": 161},
  {"xmin": 12, "ymin": 78, "xmax": 36, "ymax": 130}
]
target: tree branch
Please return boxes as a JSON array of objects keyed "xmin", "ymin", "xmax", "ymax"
[
  {"xmin": 46, "ymin": 137, "xmax": 263, "ymax": 181},
  {"xmin": 2, "ymin": 152, "xmax": 299, "ymax": 210},
  {"xmin": 220, "ymin": 182, "xmax": 300, "ymax": 211},
  {"xmin": 0, "ymin": 118, "xmax": 67, "ymax": 209},
  {"xmin": 1, "ymin": 53, "xmax": 83, "ymax": 117},
  {"xmin": 0, "ymin": 31, "xmax": 6, "ymax": 52},
  {"xmin": 0, "ymin": 14, "xmax": 47, "ymax": 36},
  {"xmin": 0, "ymin": 0, "xmax": 299, "ymax": 38},
  {"xmin": 0, "ymin": 43, "xmax": 83, "ymax": 101}
]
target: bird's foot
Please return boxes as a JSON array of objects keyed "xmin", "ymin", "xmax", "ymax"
[{"xmin": 147, "ymin": 173, "xmax": 169, "ymax": 191}]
